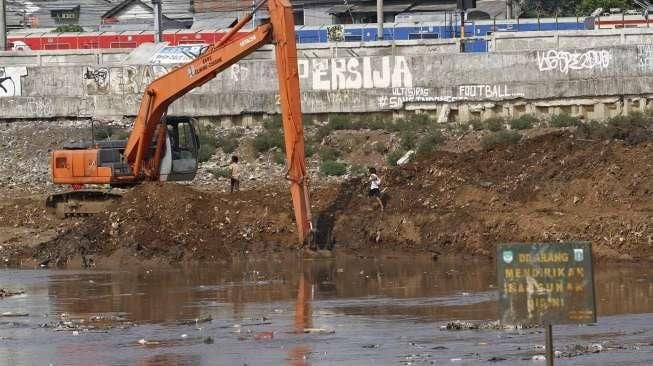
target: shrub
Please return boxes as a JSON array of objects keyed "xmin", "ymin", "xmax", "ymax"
[
  {"xmin": 418, "ymin": 131, "xmax": 444, "ymax": 153},
  {"xmin": 483, "ymin": 117, "xmax": 506, "ymax": 132},
  {"xmin": 253, "ymin": 130, "xmax": 283, "ymax": 152},
  {"xmin": 320, "ymin": 161, "xmax": 347, "ymax": 176},
  {"xmin": 318, "ymin": 146, "xmax": 341, "ymax": 161},
  {"xmin": 217, "ymin": 134, "xmax": 238, "ymax": 154},
  {"xmin": 262, "ymin": 115, "xmax": 282, "ymax": 130},
  {"xmin": 386, "ymin": 150, "xmax": 405, "ymax": 166},
  {"xmin": 302, "ymin": 115, "xmax": 314, "ymax": 127},
  {"xmin": 350, "ymin": 164, "xmax": 367, "ymax": 177},
  {"xmin": 480, "ymin": 130, "xmax": 522, "ymax": 150},
  {"xmin": 510, "ymin": 114, "xmax": 538, "ymax": 130},
  {"xmin": 577, "ymin": 113, "xmax": 653, "ymax": 144},
  {"xmin": 549, "ymin": 114, "xmax": 581, "ymax": 128},
  {"xmin": 273, "ymin": 150, "xmax": 286, "ymax": 165},
  {"xmin": 208, "ymin": 167, "xmax": 230, "ymax": 179},
  {"xmin": 54, "ymin": 24, "xmax": 83, "ymax": 33},
  {"xmin": 304, "ymin": 143, "xmax": 315, "ymax": 158},
  {"xmin": 400, "ymin": 130, "xmax": 418, "ymax": 150},
  {"xmin": 328, "ymin": 114, "xmax": 353, "ymax": 130},
  {"xmin": 197, "ymin": 131, "xmax": 218, "ymax": 163},
  {"xmin": 470, "ymin": 118, "xmax": 484, "ymax": 131},
  {"xmin": 93, "ymin": 126, "xmax": 129, "ymax": 140},
  {"xmin": 373, "ymin": 142, "xmax": 387, "ymax": 154},
  {"xmin": 407, "ymin": 113, "xmax": 432, "ymax": 129}
]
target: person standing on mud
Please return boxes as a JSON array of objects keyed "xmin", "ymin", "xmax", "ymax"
[
  {"xmin": 368, "ymin": 167, "xmax": 384, "ymax": 211},
  {"xmin": 229, "ymin": 155, "xmax": 241, "ymax": 193}
]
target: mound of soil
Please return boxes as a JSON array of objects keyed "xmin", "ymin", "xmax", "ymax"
[
  {"xmin": 329, "ymin": 131, "xmax": 652, "ymax": 260},
  {"xmin": 3, "ymin": 130, "xmax": 652, "ymax": 267}
]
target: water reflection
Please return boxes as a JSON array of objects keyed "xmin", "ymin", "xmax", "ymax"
[
  {"xmin": 40, "ymin": 257, "xmax": 653, "ymax": 325},
  {"xmin": 2, "ymin": 257, "xmax": 653, "ymax": 366},
  {"xmin": 288, "ymin": 272, "xmax": 312, "ymax": 366}
]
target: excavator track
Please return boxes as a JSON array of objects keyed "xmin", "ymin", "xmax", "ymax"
[{"xmin": 46, "ymin": 190, "xmax": 122, "ymax": 218}]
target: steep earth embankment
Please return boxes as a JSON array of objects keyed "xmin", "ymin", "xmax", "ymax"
[{"xmin": 1, "ymin": 130, "xmax": 651, "ymax": 267}]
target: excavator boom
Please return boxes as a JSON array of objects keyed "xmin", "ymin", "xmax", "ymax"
[{"xmin": 50, "ymin": 0, "xmax": 312, "ymax": 243}]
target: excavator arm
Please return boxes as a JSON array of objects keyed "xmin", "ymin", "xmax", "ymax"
[{"xmin": 50, "ymin": 0, "xmax": 312, "ymax": 243}]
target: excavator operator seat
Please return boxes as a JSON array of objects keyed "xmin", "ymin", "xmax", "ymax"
[{"xmin": 158, "ymin": 116, "xmax": 200, "ymax": 181}]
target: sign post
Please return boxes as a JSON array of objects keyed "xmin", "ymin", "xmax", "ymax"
[{"xmin": 497, "ymin": 242, "xmax": 596, "ymax": 365}]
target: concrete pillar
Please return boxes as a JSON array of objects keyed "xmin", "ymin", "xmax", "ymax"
[
  {"xmin": 458, "ymin": 104, "xmax": 471, "ymax": 122},
  {"xmin": 0, "ymin": 0, "xmax": 6, "ymax": 51},
  {"xmin": 152, "ymin": 0, "xmax": 163, "ymax": 43},
  {"xmin": 594, "ymin": 103, "xmax": 608, "ymax": 120},
  {"xmin": 437, "ymin": 104, "xmax": 450, "ymax": 123},
  {"xmin": 377, "ymin": 0, "xmax": 384, "ymax": 40}
]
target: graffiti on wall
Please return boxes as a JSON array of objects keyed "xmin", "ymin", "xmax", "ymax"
[
  {"xmin": 0, "ymin": 67, "xmax": 28, "ymax": 97},
  {"xmin": 298, "ymin": 56, "xmax": 413, "ymax": 91},
  {"xmin": 537, "ymin": 49, "xmax": 611, "ymax": 74},
  {"xmin": 637, "ymin": 45, "xmax": 653, "ymax": 72},
  {"xmin": 150, "ymin": 44, "xmax": 207, "ymax": 64},
  {"xmin": 84, "ymin": 65, "xmax": 169, "ymax": 95},
  {"xmin": 378, "ymin": 84, "xmax": 524, "ymax": 109}
]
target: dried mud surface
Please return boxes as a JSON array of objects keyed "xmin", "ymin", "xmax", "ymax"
[{"xmin": 1, "ymin": 130, "xmax": 651, "ymax": 267}]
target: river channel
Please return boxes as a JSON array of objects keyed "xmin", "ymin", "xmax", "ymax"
[{"xmin": 0, "ymin": 256, "xmax": 652, "ymax": 365}]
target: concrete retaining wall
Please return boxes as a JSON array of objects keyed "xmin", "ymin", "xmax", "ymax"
[
  {"xmin": 1, "ymin": 43, "xmax": 652, "ymax": 122},
  {"xmin": 491, "ymin": 28, "xmax": 653, "ymax": 52}
]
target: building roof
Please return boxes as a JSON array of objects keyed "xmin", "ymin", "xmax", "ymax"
[
  {"xmin": 103, "ymin": 0, "xmax": 192, "ymax": 20},
  {"xmin": 328, "ymin": 3, "xmax": 414, "ymax": 14},
  {"xmin": 29, "ymin": 0, "xmax": 115, "ymax": 29}
]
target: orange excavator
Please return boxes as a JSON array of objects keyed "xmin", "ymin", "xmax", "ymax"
[{"xmin": 47, "ymin": 0, "xmax": 313, "ymax": 244}]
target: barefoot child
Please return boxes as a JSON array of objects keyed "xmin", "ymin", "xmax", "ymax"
[
  {"xmin": 368, "ymin": 167, "xmax": 384, "ymax": 211},
  {"xmin": 229, "ymin": 155, "xmax": 240, "ymax": 193}
]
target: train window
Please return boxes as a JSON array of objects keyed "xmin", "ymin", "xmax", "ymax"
[
  {"xmin": 110, "ymin": 42, "xmax": 137, "ymax": 48},
  {"xmin": 344, "ymin": 35, "xmax": 362, "ymax": 41},
  {"xmin": 44, "ymin": 43, "xmax": 70, "ymax": 50},
  {"xmin": 408, "ymin": 33, "xmax": 439, "ymax": 40}
]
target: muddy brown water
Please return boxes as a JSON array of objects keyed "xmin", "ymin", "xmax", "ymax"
[{"xmin": 0, "ymin": 256, "xmax": 652, "ymax": 365}]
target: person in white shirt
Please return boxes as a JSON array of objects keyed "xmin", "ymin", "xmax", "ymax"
[
  {"xmin": 368, "ymin": 167, "xmax": 384, "ymax": 211},
  {"xmin": 229, "ymin": 155, "xmax": 240, "ymax": 193}
]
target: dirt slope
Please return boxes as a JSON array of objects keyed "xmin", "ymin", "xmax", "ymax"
[{"xmin": 1, "ymin": 130, "xmax": 651, "ymax": 267}]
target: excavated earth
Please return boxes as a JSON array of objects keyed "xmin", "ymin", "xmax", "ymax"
[{"xmin": 1, "ymin": 130, "xmax": 651, "ymax": 267}]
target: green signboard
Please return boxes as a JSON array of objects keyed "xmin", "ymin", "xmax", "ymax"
[{"xmin": 497, "ymin": 242, "xmax": 596, "ymax": 325}]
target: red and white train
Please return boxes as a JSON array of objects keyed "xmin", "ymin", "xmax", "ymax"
[{"xmin": 7, "ymin": 29, "xmax": 248, "ymax": 51}]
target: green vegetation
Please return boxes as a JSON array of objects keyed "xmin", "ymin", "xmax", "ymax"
[
  {"xmin": 576, "ymin": 112, "xmax": 653, "ymax": 144},
  {"xmin": 320, "ymin": 161, "xmax": 347, "ymax": 176},
  {"xmin": 318, "ymin": 146, "xmax": 341, "ymax": 161},
  {"xmin": 480, "ymin": 130, "xmax": 522, "ymax": 150},
  {"xmin": 350, "ymin": 164, "xmax": 367, "ymax": 177},
  {"xmin": 273, "ymin": 150, "xmax": 286, "ymax": 165},
  {"xmin": 549, "ymin": 114, "xmax": 581, "ymax": 128},
  {"xmin": 483, "ymin": 117, "xmax": 506, "ymax": 132},
  {"xmin": 208, "ymin": 167, "xmax": 230, "ymax": 179},
  {"xmin": 54, "ymin": 24, "xmax": 84, "ymax": 33},
  {"xmin": 470, "ymin": 118, "xmax": 484, "ymax": 131},
  {"xmin": 510, "ymin": 114, "xmax": 538, "ymax": 130},
  {"xmin": 386, "ymin": 150, "xmax": 405, "ymax": 166},
  {"xmin": 253, "ymin": 130, "xmax": 283, "ymax": 152},
  {"xmin": 216, "ymin": 133, "xmax": 239, "ymax": 154},
  {"xmin": 93, "ymin": 125, "xmax": 129, "ymax": 141},
  {"xmin": 197, "ymin": 130, "xmax": 219, "ymax": 163},
  {"xmin": 418, "ymin": 131, "xmax": 444, "ymax": 153},
  {"xmin": 373, "ymin": 142, "xmax": 388, "ymax": 154},
  {"xmin": 520, "ymin": 0, "xmax": 633, "ymax": 17}
]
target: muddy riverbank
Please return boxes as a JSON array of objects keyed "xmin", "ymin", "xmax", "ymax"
[{"xmin": 0, "ymin": 130, "xmax": 651, "ymax": 268}]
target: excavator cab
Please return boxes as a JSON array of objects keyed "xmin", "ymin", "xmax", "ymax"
[{"xmin": 159, "ymin": 116, "xmax": 200, "ymax": 182}]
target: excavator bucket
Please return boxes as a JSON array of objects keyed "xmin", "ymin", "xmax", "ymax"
[{"xmin": 46, "ymin": 190, "xmax": 122, "ymax": 218}]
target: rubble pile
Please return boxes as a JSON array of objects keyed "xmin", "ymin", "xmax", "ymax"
[{"xmin": 1, "ymin": 124, "xmax": 652, "ymax": 266}]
